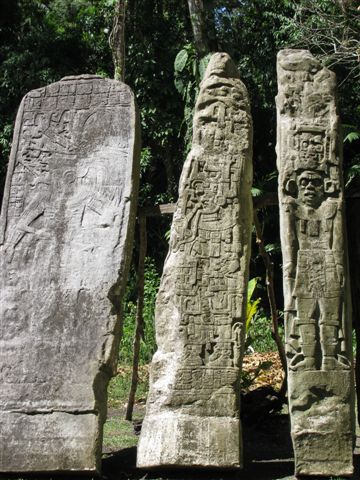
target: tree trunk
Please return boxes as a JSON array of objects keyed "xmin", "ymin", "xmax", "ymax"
[
  {"xmin": 109, "ymin": 0, "xmax": 126, "ymax": 82},
  {"xmin": 187, "ymin": 0, "xmax": 211, "ymax": 57},
  {"xmin": 125, "ymin": 214, "xmax": 147, "ymax": 421}
]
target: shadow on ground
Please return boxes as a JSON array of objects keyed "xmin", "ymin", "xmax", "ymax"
[
  {"xmin": 103, "ymin": 448, "xmax": 293, "ymax": 480},
  {"xmin": 103, "ymin": 413, "xmax": 294, "ymax": 480},
  {"xmin": 103, "ymin": 413, "xmax": 360, "ymax": 480}
]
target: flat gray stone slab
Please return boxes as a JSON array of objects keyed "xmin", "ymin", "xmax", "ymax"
[
  {"xmin": 0, "ymin": 75, "xmax": 140, "ymax": 473},
  {"xmin": 137, "ymin": 53, "xmax": 253, "ymax": 468}
]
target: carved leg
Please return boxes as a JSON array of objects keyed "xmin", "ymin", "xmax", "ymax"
[
  {"xmin": 320, "ymin": 325, "xmax": 338, "ymax": 370},
  {"xmin": 319, "ymin": 297, "xmax": 344, "ymax": 370},
  {"xmin": 291, "ymin": 298, "xmax": 317, "ymax": 370},
  {"xmin": 298, "ymin": 323, "xmax": 316, "ymax": 370}
]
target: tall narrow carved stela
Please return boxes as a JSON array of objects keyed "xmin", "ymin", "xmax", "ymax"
[
  {"xmin": 276, "ymin": 50, "xmax": 354, "ymax": 476},
  {"xmin": 137, "ymin": 53, "xmax": 253, "ymax": 468},
  {"xmin": 0, "ymin": 76, "xmax": 140, "ymax": 473}
]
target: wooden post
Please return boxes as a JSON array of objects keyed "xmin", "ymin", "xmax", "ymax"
[{"xmin": 125, "ymin": 213, "xmax": 147, "ymax": 421}]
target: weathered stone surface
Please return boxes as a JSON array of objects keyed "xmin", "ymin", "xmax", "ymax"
[
  {"xmin": 137, "ymin": 53, "xmax": 253, "ymax": 469},
  {"xmin": 276, "ymin": 49, "xmax": 355, "ymax": 476},
  {"xmin": 0, "ymin": 75, "xmax": 140, "ymax": 473}
]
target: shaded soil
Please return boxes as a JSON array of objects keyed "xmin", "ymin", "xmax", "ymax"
[
  {"xmin": 102, "ymin": 411, "xmax": 296, "ymax": 480},
  {"xmin": 102, "ymin": 353, "xmax": 360, "ymax": 480},
  {"xmin": 103, "ymin": 417, "xmax": 360, "ymax": 480}
]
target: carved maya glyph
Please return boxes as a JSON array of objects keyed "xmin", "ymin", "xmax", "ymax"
[
  {"xmin": 0, "ymin": 75, "xmax": 140, "ymax": 472},
  {"xmin": 137, "ymin": 52, "xmax": 253, "ymax": 468},
  {"xmin": 277, "ymin": 49, "xmax": 355, "ymax": 476}
]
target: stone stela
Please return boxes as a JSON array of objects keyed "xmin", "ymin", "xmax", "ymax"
[
  {"xmin": 276, "ymin": 49, "xmax": 355, "ymax": 477},
  {"xmin": 137, "ymin": 53, "xmax": 253, "ymax": 468},
  {"xmin": 0, "ymin": 75, "xmax": 140, "ymax": 473}
]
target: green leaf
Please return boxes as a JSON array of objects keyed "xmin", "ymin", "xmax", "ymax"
[
  {"xmin": 246, "ymin": 298, "xmax": 260, "ymax": 331},
  {"xmin": 345, "ymin": 163, "xmax": 360, "ymax": 187},
  {"xmin": 344, "ymin": 131, "xmax": 360, "ymax": 143},
  {"xmin": 247, "ymin": 277, "xmax": 259, "ymax": 301},
  {"xmin": 265, "ymin": 243, "xmax": 281, "ymax": 254},
  {"xmin": 199, "ymin": 53, "xmax": 211, "ymax": 79},
  {"xmin": 246, "ymin": 277, "xmax": 261, "ymax": 331},
  {"xmin": 174, "ymin": 76, "xmax": 186, "ymax": 95},
  {"xmin": 251, "ymin": 187, "xmax": 263, "ymax": 197},
  {"xmin": 174, "ymin": 49, "xmax": 188, "ymax": 73},
  {"xmin": 192, "ymin": 58, "xmax": 198, "ymax": 77}
]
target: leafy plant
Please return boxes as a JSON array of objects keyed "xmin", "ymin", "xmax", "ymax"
[
  {"xmin": 119, "ymin": 258, "xmax": 160, "ymax": 365},
  {"xmin": 174, "ymin": 43, "xmax": 211, "ymax": 150},
  {"xmin": 107, "ymin": 366, "xmax": 149, "ymax": 408},
  {"xmin": 343, "ymin": 122, "xmax": 360, "ymax": 189},
  {"xmin": 344, "ymin": 125, "xmax": 360, "ymax": 144},
  {"xmin": 246, "ymin": 277, "xmax": 261, "ymax": 332},
  {"xmin": 174, "ymin": 44, "xmax": 211, "ymax": 97},
  {"xmin": 244, "ymin": 277, "xmax": 284, "ymax": 354},
  {"xmin": 246, "ymin": 311, "xmax": 284, "ymax": 353}
]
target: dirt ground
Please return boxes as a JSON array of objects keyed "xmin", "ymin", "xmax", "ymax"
[
  {"xmin": 102, "ymin": 413, "xmax": 360, "ymax": 480},
  {"xmin": 102, "ymin": 352, "xmax": 360, "ymax": 480}
]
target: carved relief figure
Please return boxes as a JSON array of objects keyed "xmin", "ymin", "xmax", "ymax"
[
  {"xmin": 277, "ymin": 49, "xmax": 354, "ymax": 478},
  {"xmin": 283, "ymin": 168, "xmax": 348, "ymax": 371}
]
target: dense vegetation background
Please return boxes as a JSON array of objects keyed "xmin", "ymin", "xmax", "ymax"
[{"xmin": 0, "ymin": 0, "xmax": 359, "ymax": 364}]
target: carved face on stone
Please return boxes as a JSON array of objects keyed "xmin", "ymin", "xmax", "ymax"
[{"xmin": 297, "ymin": 170, "xmax": 324, "ymax": 208}]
